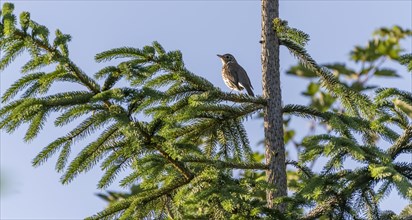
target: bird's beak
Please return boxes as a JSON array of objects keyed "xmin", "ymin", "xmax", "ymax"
[{"xmin": 217, "ymin": 54, "xmax": 223, "ymax": 58}]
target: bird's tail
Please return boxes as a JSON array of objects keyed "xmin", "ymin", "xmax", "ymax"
[{"xmin": 245, "ymin": 86, "xmax": 254, "ymax": 97}]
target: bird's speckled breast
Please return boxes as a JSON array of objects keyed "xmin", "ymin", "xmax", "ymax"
[{"xmin": 222, "ymin": 65, "xmax": 242, "ymax": 91}]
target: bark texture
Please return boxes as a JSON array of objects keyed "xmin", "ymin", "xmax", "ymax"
[{"xmin": 261, "ymin": 0, "xmax": 287, "ymax": 211}]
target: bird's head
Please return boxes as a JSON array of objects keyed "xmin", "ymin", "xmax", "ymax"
[{"xmin": 217, "ymin": 54, "xmax": 236, "ymax": 64}]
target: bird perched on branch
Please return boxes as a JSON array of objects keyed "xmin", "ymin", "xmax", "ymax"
[{"xmin": 217, "ymin": 54, "xmax": 254, "ymax": 97}]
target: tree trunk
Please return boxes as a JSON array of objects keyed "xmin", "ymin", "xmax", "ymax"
[{"xmin": 261, "ymin": 0, "xmax": 287, "ymax": 212}]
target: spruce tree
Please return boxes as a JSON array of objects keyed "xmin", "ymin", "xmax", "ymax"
[{"xmin": 1, "ymin": 2, "xmax": 411, "ymax": 219}]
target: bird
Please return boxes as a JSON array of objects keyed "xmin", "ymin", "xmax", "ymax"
[{"xmin": 217, "ymin": 54, "xmax": 254, "ymax": 97}]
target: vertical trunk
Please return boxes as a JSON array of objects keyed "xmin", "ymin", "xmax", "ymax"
[{"xmin": 261, "ymin": 0, "xmax": 287, "ymax": 212}]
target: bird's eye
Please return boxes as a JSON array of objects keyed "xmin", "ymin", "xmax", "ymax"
[{"xmin": 226, "ymin": 55, "xmax": 230, "ymax": 59}]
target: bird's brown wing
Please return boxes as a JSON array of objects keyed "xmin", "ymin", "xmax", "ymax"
[
  {"xmin": 235, "ymin": 64, "xmax": 254, "ymax": 96},
  {"xmin": 237, "ymin": 65, "xmax": 253, "ymax": 90}
]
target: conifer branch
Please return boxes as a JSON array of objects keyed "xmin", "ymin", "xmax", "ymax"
[
  {"xmin": 399, "ymin": 53, "xmax": 412, "ymax": 72},
  {"xmin": 190, "ymin": 91, "xmax": 266, "ymax": 105},
  {"xmin": 286, "ymin": 160, "xmax": 313, "ymax": 178},
  {"xmin": 280, "ymin": 38, "xmax": 373, "ymax": 117},
  {"xmin": 61, "ymin": 125, "xmax": 120, "ymax": 184},
  {"xmin": 13, "ymin": 30, "xmax": 101, "ymax": 94},
  {"xmin": 182, "ymin": 157, "xmax": 268, "ymax": 170},
  {"xmin": 388, "ymin": 125, "xmax": 412, "ymax": 159},
  {"xmin": 127, "ymin": 121, "xmax": 196, "ymax": 180},
  {"xmin": 13, "ymin": 27, "xmax": 199, "ymax": 183},
  {"xmin": 283, "ymin": 104, "xmax": 399, "ymax": 142},
  {"xmin": 179, "ymin": 159, "xmax": 317, "ymax": 174},
  {"xmin": 156, "ymin": 147, "xmax": 194, "ymax": 180},
  {"xmin": 375, "ymin": 88, "xmax": 412, "ymax": 106},
  {"xmin": 394, "ymin": 162, "xmax": 412, "ymax": 179},
  {"xmin": 98, "ymin": 157, "xmax": 131, "ymax": 189},
  {"xmin": 273, "ymin": 18, "xmax": 309, "ymax": 47},
  {"xmin": 86, "ymin": 197, "xmax": 134, "ymax": 220},
  {"xmin": 300, "ymin": 197, "xmax": 339, "ymax": 220},
  {"xmin": 87, "ymin": 177, "xmax": 192, "ymax": 220}
]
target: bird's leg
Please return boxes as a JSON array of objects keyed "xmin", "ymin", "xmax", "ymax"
[
  {"xmin": 229, "ymin": 89, "xmax": 238, "ymax": 107},
  {"xmin": 225, "ymin": 89, "xmax": 234, "ymax": 105}
]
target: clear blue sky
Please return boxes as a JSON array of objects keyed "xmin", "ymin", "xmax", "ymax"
[{"xmin": 1, "ymin": 1, "xmax": 411, "ymax": 219}]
